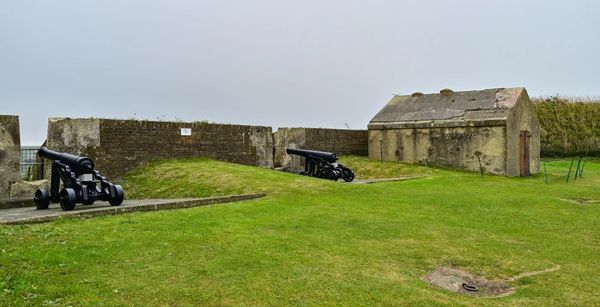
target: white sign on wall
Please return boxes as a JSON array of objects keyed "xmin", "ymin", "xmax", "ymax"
[{"xmin": 180, "ymin": 128, "xmax": 192, "ymax": 136}]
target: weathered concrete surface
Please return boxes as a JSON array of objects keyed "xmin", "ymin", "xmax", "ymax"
[
  {"xmin": 46, "ymin": 118, "xmax": 274, "ymax": 180},
  {"xmin": 0, "ymin": 115, "xmax": 21, "ymax": 198},
  {"xmin": 0, "ymin": 193, "xmax": 266, "ymax": 225},
  {"xmin": 9, "ymin": 179, "xmax": 48, "ymax": 198},
  {"xmin": 368, "ymin": 88, "xmax": 540, "ymax": 176},
  {"xmin": 47, "ymin": 117, "xmax": 101, "ymax": 150},
  {"xmin": 370, "ymin": 88, "xmax": 516, "ymax": 125},
  {"xmin": 273, "ymin": 128, "xmax": 307, "ymax": 172},
  {"xmin": 369, "ymin": 126, "xmax": 507, "ymax": 175},
  {"xmin": 273, "ymin": 127, "xmax": 368, "ymax": 173}
]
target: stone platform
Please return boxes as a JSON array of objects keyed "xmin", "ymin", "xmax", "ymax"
[
  {"xmin": 0, "ymin": 197, "xmax": 35, "ymax": 210},
  {"xmin": 0, "ymin": 193, "xmax": 265, "ymax": 225}
]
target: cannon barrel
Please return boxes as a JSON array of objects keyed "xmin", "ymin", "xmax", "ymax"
[
  {"xmin": 38, "ymin": 146, "xmax": 95, "ymax": 173},
  {"xmin": 286, "ymin": 148, "xmax": 338, "ymax": 162}
]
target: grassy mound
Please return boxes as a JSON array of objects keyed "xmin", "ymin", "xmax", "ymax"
[
  {"xmin": 121, "ymin": 156, "xmax": 433, "ymax": 199},
  {"xmin": 1, "ymin": 157, "xmax": 599, "ymax": 305}
]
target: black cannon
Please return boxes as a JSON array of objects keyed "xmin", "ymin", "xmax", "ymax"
[
  {"xmin": 34, "ymin": 146, "xmax": 124, "ymax": 211},
  {"xmin": 286, "ymin": 148, "xmax": 355, "ymax": 182}
]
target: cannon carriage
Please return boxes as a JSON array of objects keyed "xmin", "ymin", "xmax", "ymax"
[
  {"xmin": 285, "ymin": 148, "xmax": 355, "ymax": 182},
  {"xmin": 34, "ymin": 146, "xmax": 124, "ymax": 211}
]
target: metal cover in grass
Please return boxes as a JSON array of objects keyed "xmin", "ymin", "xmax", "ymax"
[{"xmin": 423, "ymin": 267, "xmax": 514, "ymax": 297}]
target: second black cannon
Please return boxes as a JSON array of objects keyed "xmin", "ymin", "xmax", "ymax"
[{"xmin": 285, "ymin": 148, "xmax": 355, "ymax": 182}]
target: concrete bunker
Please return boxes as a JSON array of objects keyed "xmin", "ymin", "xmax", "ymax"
[{"xmin": 368, "ymin": 87, "xmax": 541, "ymax": 176}]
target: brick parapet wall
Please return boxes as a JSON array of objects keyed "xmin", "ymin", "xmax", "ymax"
[
  {"xmin": 44, "ymin": 119, "xmax": 368, "ymax": 180},
  {"xmin": 47, "ymin": 118, "xmax": 273, "ymax": 180},
  {"xmin": 304, "ymin": 128, "xmax": 369, "ymax": 156}
]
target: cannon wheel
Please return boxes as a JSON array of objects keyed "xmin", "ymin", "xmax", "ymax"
[
  {"xmin": 34, "ymin": 189, "xmax": 50, "ymax": 210},
  {"xmin": 342, "ymin": 168, "xmax": 355, "ymax": 182},
  {"xmin": 59, "ymin": 188, "xmax": 77, "ymax": 211},
  {"xmin": 109, "ymin": 185, "xmax": 125, "ymax": 206}
]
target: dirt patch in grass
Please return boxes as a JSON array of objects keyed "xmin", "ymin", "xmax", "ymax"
[
  {"xmin": 506, "ymin": 265, "xmax": 561, "ymax": 282},
  {"xmin": 561, "ymin": 198, "xmax": 599, "ymax": 205},
  {"xmin": 423, "ymin": 267, "xmax": 514, "ymax": 297}
]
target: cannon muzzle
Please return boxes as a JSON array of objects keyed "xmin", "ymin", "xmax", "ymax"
[{"xmin": 38, "ymin": 146, "xmax": 95, "ymax": 173}]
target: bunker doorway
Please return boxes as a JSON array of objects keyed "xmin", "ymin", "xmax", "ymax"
[{"xmin": 519, "ymin": 131, "xmax": 531, "ymax": 177}]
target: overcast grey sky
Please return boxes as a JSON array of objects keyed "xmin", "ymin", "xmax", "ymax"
[{"xmin": 1, "ymin": 0, "xmax": 599, "ymax": 144}]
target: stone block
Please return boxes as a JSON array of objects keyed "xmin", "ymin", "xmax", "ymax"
[
  {"xmin": 0, "ymin": 115, "xmax": 21, "ymax": 198},
  {"xmin": 10, "ymin": 179, "xmax": 48, "ymax": 198}
]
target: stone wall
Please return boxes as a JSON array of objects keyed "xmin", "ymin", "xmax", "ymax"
[
  {"xmin": 46, "ymin": 118, "xmax": 274, "ymax": 180},
  {"xmin": 368, "ymin": 125, "xmax": 508, "ymax": 175},
  {"xmin": 273, "ymin": 128, "xmax": 368, "ymax": 172},
  {"xmin": 0, "ymin": 115, "xmax": 21, "ymax": 198}
]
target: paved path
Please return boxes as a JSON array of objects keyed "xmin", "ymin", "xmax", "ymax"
[
  {"xmin": 0, "ymin": 197, "xmax": 34, "ymax": 210},
  {"xmin": 0, "ymin": 193, "xmax": 265, "ymax": 225}
]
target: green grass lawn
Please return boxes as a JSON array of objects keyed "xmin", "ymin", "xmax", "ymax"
[{"xmin": 1, "ymin": 157, "xmax": 599, "ymax": 306}]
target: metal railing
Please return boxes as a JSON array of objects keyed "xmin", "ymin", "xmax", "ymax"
[{"xmin": 20, "ymin": 146, "xmax": 44, "ymax": 181}]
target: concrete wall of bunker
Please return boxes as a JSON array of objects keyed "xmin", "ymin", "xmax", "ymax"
[{"xmin": 369, "ymin": 125, "xmax": 508, "ymax": 175}]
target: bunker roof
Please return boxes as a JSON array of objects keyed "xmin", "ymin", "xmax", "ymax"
[{"xmin": 369, "ymin": 87, "xmax": 525, "ymax": 129}]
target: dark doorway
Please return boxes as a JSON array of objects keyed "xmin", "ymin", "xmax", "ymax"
[{"xmin": 519, "ymin": 131, "xmax": 530, "ymax": 176}]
